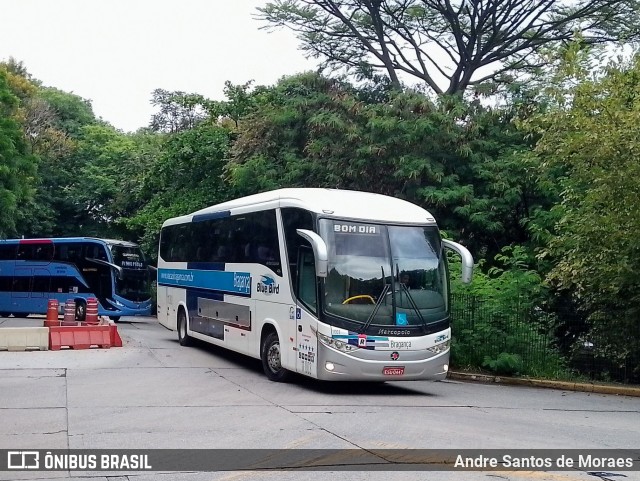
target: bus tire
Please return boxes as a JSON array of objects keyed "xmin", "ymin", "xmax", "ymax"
[
  {"xmin": 75, "ymin": 300, "xmax": 86, "ymax": 322},
  {"xmin": 0, "ymin": 312, "xmax": 10, "ymax": 318},
  {"xmin": 177, "ymin": 308, "xmax": 191, "ymax": 347},
  {"xmin": 261, "ymin": 331, "xmax": 290, "ymax": 382},
  {"xmin": 109, "ymin": 316, "xmax": 121, "ymax": 322}
]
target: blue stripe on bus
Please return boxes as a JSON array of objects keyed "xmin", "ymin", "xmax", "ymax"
[
  {"xmin": 158, "ymin": 268, "xmax": 251, "ymax": 296},
  {"xmin": 192, "ymin": 210, "xmax": 230, "ymax": 223}
]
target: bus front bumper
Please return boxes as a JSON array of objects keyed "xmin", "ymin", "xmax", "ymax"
[{"xmin": 315, "ymin": 346, "xmax": 450, "ymax": 381}]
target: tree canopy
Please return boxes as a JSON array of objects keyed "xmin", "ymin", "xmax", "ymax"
[
  {"xmin": 536, "ymin": 57, "xmax": 640, "ymax": 316},
  {"xmin": 0, "ymin": 68, "xmax": 36, "ymax": 237},
  {"xmin": 259, "ymin": 0, "xmax": 640, "ymax": 94}
]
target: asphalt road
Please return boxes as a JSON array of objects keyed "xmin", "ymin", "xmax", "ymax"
[{"xmin": 1, "ymin": 316, "xmax": 639, "ymax": 481}]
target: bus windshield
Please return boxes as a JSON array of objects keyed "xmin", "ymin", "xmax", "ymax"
[
  {"xmin": 109, "ymin": 245, "xmax": 150, "ymax": 302},
  {"xmin": 320, "ymin": 220, "xmax": 448, "ymax": 331}
]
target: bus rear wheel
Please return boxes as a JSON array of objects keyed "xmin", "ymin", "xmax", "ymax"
[
  {"xmin": 177, "ymin": 309, "xmax": 191, "ymax": 346},
  {"xmin": 261, "ymin": 331, "xmax": 290, "ymax": 382}
]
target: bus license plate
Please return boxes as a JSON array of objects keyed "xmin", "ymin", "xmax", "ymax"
[{"xmin": 383, "ymin": 366, "xmax": 405, "ymax": 376}]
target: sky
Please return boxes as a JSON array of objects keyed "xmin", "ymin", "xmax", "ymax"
[{"xmin": 0, "ymin": 0, "xmax": 317, "ymax": 132}]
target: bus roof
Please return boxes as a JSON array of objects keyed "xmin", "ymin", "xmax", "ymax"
[
  {"xmin": 163, "ymin": 188, "xmax": 437, "ymax": 227},
  {"xmin": 0, "ymin": 237, "xmax": 140, "ymax": 247}
]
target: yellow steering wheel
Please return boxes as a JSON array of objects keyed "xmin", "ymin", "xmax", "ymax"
[{"xmin": 342, "ymin": 295, "xmax": 375, "ymax": 304}]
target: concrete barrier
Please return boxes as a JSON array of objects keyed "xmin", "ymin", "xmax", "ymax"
[{"xmin": 0, "ymin": 327, "xmax": 49, "ymax": 351}]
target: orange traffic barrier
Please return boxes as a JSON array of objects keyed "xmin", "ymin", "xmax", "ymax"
[
  {"xmin": 85, "ymin": 298, "xmax": 99, "ymax": 325},
  {"xmin": 49, "ymin": 325, "xmax": 112, "ymax": 350},
  {"xmin": 62, "ymin": 299, "xmax": 77, "ymax": 326},
  {"xmin": 44, "ymin": 299, "xmax": 60, "ymax": 328},
  {"xmin": 109, "ymin": 324, "xmax": 123, "ymax": 347}
]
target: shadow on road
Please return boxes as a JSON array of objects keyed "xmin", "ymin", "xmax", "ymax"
[{"xmin": 180, "ymin": 337, "xmax": 435, "ymax": 397}]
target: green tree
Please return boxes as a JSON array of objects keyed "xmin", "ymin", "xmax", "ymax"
[
  {"xmin": 126, "ymin": 122, "xmax": 233, "ymax": 255},
  {"xmin": 0, "ymin": 69, "xmax": 36, "ymax": 237},
  {"xmin": 149, "ymin": 89, "xmax": 214, "ymax": 133},
  {"xmin": 38, "ymin": 87, "xmax": 95, "ymax": 137},
  {"xmin": 61, "ymin": 124, "xmax": 140, "ymax": 236},
  {"xmin": 228, "ymin": 72, "xmax": 550, "ymax": 261},
  {"xmin": 0, "ymin": 61, "xmax": 103, "ymax": 237},
  {"xmin": 19, "ymin": 90, "xmax": 94, "ymax": 237},
  {"xmin": 218, "ymin": 80, "xmax": 257, "ymax": 128},
  {"xmin": 535, "ymin": 55, "xmax": 640, "ymax": 374},
  {"xmin": 259, "ymin": 0, "xmax": 639, "ymax": 94}
]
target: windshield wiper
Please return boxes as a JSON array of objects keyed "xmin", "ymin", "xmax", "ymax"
[
  {"xmin": 395, "ymin": 263, "xmax": 428, "ymax": 332},
  {"xmin": 360, "ymin": 266, "xmax": 389, "ymax": 334},
  {"xmin": 399, "ymin": 283, "xmax": 428, "ymax": 332}
]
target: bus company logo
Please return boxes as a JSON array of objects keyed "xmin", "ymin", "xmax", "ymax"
[
  {"xmin": 435, "ymin": 334, "xmax": 449, "ymax": 343},
  {"xmin": 257, "ymin": 275, "xmax": 279, "ymax": 295},
  {"xmin": 333, "ymin": 224, "xmax": 378, "ymax": 234},
  {"xmin": 390, "ymin": 351, "xmax": 400, "ymax": 361}
]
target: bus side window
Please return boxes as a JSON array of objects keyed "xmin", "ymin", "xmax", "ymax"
[
  {"xmin": 281, "ymin": 207, "xmax": 314, "ymax": 290},
  {"xmin": 16, "ymin": 244, "xmax": 30, "ymax": 260},
  {"xmin": 56, "ymin": 245, "xmax": 68, "ymax": 261},
  {"xmin": 35, "ymin": 245, "xmax": 53, "ymax": 261},
  {"xmin": 0, "ymin": 244, "xmax": 17, "ymax": 260}
]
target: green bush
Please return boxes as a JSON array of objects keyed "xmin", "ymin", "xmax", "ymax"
[
  {"xmin": 483, "ymin": 353, "xmax": 524, "ymax": 376},
  {"xmin": 448, "ymin": 245, "xmax": 568, "ymax": 378}
]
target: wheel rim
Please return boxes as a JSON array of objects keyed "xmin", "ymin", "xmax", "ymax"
[
  {"xmin": 76, "ymin": 303, "xmax": 85, "ymax": 320},
  {"xmin": 267, "ymin": 342, "xmax": 281, "ymax": 373}
]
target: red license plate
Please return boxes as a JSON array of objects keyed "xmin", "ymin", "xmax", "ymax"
[{"xmin": 382, "ymin": 366, "xmax": 405, "ymax": 376}]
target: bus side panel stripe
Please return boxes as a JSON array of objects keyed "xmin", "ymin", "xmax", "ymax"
[{"xmin": 158, "ymin": 268, "xmax": 251, "ymax": 297}]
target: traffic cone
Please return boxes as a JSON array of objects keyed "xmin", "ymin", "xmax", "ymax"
[{"xmin": 44, "ymin": 299, "xmax": 59, "ymax": 328}]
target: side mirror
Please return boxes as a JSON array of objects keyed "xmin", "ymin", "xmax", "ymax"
[
  {"xmin": 296, "ymin": 229, "xmax": 328, "ymax": 278},
  {"xmin": 442, "ymin": 239, "xmax": 473, "ymax": 284},
  {"xmin": 86, "ymin": 257, "xmax": 124, "ymax": 280}
]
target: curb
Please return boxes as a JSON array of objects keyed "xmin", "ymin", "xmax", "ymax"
[{"xmin": 448, "ymin": 371, "xmax": 640, "ymax": 397}]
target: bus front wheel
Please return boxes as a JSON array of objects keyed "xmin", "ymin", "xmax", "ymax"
[
  {"xmin": 261, "ymin": 331, "xmax": 290, "ymax": 382},
  {"xmin": 75, "ymin": 301, "xmax": 86, "ymax": 322},
  {"xmin": 177, "ymin": 309, "xmax": 191, "ymax": 347}
]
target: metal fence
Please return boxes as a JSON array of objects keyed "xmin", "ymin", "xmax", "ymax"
[{"xmin": 449, "ymin": 294, "xmax": 640, "ymax": 384}]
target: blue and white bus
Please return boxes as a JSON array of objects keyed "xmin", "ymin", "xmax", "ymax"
[
  {"xmin": 157, "ymin": 188, "xmax": 473, "ymax": 382},
  {"xmin": 0, "ymin": 237, "xmax": 152, "ymax": 321}
]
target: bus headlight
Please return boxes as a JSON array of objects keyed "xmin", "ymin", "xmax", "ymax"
[
  {"xmin": 427, "ymin": 340, "xmax": 450, "ymax": 354},
  {"xmin": 312, "ymin": 327, "xmax": 359, "ymax": 353}
]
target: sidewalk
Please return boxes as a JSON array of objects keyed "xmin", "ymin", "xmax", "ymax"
[{"xmin": 448, "ymin": 371, "xmax": 640, "ymax": 397}]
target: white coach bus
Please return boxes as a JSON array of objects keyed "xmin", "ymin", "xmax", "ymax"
[{"xmin": 157, "ymin": 188, "xmax": 473, "ymax": 382}]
